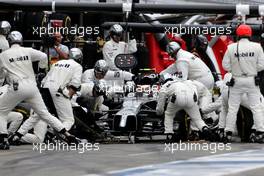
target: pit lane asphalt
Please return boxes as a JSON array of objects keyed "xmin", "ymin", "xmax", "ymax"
[{"xmin": 0, "ymin": 142, "xmax": 263, "ymax": 176}]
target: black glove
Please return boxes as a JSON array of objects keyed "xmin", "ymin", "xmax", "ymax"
[
  {"xmin": 128, "ymin": 29, "xmax": 136, "ymax": 40},
  {"xmin": 93, "ymin": 82, "xmax": 107, "ymax": 96},
  {"xmin": 36, "ymin": 72, "xmax": 46, "ymax": 82},
  {"xmin": 36, "ymin": 68, "xmax": 46, "ymax": 87},
  {"xmin": 55, "ymin": 130, "xmax": 80, "ymax": 145}
]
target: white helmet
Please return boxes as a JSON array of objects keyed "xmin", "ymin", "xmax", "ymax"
[
  {"xmin": 69, "ymin": 48, "xmax": 83, "ymax": 64},
  {"xmin": 0, "ymin": 21, "xmax": 11, "ymax": 35},
  {"xmin": 7, "ymin": 31, "xmax": 23, "ymax": 45},
  {"xmin": 94, "ymin": 60, "xmax": 109, "ymax": 77},
  {"xmin": 109, "ymin": 24, "xmax": 123, "ymax": 37},
  {"xmin": 166, "ymin": 42, "xmax": 181, "ymax": 57}
]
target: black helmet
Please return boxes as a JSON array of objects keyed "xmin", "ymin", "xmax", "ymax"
[{"xmin": 195, "ymin": 35, "xmax": 208, "ymax": 52}]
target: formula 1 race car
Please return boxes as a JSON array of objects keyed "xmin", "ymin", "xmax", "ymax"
[
  {"xmin": 74, "ymin": 54, "xmax": 208, "ymax": 143},
  {"xmin": 70, "ymin": 54, "xmax": 165, "ymax": 143}
]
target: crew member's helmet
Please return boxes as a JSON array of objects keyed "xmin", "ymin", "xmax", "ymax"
[
  {"xmin": 236, "ymin": 24, "xmax": 252, "ymax": 37},
  {"xmin": 0, "ymin": 21, "xmax": 11, "ymax": 35},
  {"xmin": 195, "ymin": 35, "xmax": 208, "ymax": 51},
  {"xmin": 166, "ymin": 42, "xmax": 181, "ymax": 58},
  {"xmin": 7, "ymin": 31, "xmax": 23, "ymax": 45},
  {"xmin": 69, "ymin": 48, "xmax": 83, "ymax": 64},
  {"xmin": 109, "ymin": 24, "xmax": 123, "ymax": 37},
  {"xmin": 94, "ymin": 60, "xmax": 109, "ymax": 79}
]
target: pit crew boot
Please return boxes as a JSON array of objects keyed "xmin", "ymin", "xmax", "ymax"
[
  {"xmin": 8, "ymin": 132, "xmax": 23, "ymax": 146},
  {"xmin": 216, "ymin": 128, "xmax": 225, "ymax": 142},
  {"xmin": 0, "ymin": 141, "xmax": 10, "ymax": 150},
  {"xmin": 223, "ymin": 131, "xmax": 232, "ymax": 144},
  {"xmin": 165, "ymin": 133, "xmax": 174, "ymax": 143},
  {"xmin": 255, "ymin": 131, "xmax": 264, "ymax": 143},
  {"xmin": 0, "ymin": 134, "xmax": 10, "ymax": 150},
  {"xmin": 188, "ymin": 130, "xmax": 200, "ymax": 141},
  {"xmin": 249, "ymin": 129, "xmax": 257, "ymax": 143},
  {"xmin": 201, "ymin": 126, "xmax": 216, "ymax": 142}
]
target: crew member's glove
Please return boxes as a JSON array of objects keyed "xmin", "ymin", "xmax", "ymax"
[
  {"xmin": 125, "ymin": 81, "xmax": 135, "ymax": 93},
  {"xmin": 36, "ymin": 72, "xmax": 46, "ymax": 83},
  {"xmin": 93, "ymin": 81, "xmax": 108, "ymax": 96},
  {"xmin": 129, "ymin": 30, "xmax": 136, "ymax": 40},
  {"xmin": 56, "ymin": 130, "xmax": 80, "ymax": 145}
]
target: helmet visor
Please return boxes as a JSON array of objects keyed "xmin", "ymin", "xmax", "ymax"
[{"xmin": 94, "ymin": 70, "xmax": 107, "ymax": 79}]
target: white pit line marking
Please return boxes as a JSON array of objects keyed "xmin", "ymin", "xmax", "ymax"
[
  {"xmin": 108, "ymin": 148, "xmax": 264, "ymax": 176},
  {"xmin": 128, "ymin": 152, "xmax": 158, "ymax": 157}
]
